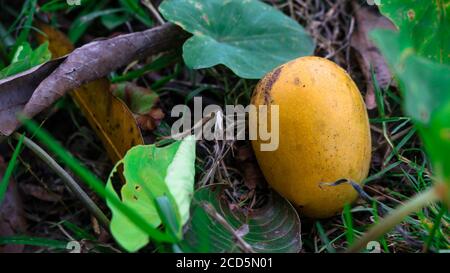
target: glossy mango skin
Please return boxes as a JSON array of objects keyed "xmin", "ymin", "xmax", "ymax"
[{"xmin": 251, "ymin": 56, "xmax": 372, "ymax": 218}]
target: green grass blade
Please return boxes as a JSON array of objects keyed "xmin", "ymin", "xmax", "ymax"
[
  {"xmin": 111, "ymin": 52, "xmax": 180, "ymax": 83},
  {"xmin": 0, "ymin": 235, "xmax": 68, "ymax": 249},
  {"xmin": 424, "ymin": 205, "xmax": 446, "ymax": 252},
  {"xmin": 315, "ymin": 222, "xmax": 336, "ymax": 253},
  {"xmin": 0, "ymin": 134, "xmax": 24, "ymax": 205},
  {"xmin": 62, "ymin": 221, "xmax": 96, "ymax": 241},
  {"xmin": 12, "ymin": 0, "xmax": 37, "ymax": 55},
  {"xmin": 370, "ymin": 200, "xmax": 389, "ymax": 253},
  {"xmin": 343, "ymin": 204, "xmax": 355, "ymax": 246}
]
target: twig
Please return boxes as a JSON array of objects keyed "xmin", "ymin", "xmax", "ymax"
[
  {"xmin": 141, "ymin": 0, "xmax": 165, "ymax": 25},
  {"xmin": 13, "ymin": 133, "xmax": 110, "ymax": 230},
  {"xmin": 202, "ymin": 202, "xmax": 255, "ymax": 253},
  {"xmin": 163, "ymin": 113, "xmax": 215, "ymax": 141}
]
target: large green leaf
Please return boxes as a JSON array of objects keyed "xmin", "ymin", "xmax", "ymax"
[
  {"xmin": 106, "ymin": 136, "xmax": 196, "ymax": 252},
  {"xmin": 179, "ymin": 185, "xmax": 302, "ymax": 253},
  {"xmin": 159, "ymin": 0, "xmax": 315, "ymax": 79},
  {"xmin": 371, "ymin": 30, "xmax": 450, "ymax": 181},
  {"xmin": 378, "ymin": 0, "xmax": 450, "ymax": 64},
  {"xmin": 373, "ymin": 1, "xmax": 450, "ymax": 182}
]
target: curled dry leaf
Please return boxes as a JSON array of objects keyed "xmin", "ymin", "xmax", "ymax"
[
  {"xmin": 0, "ymin": 157, "xmax": 27, "ymax": 253},
  {"xmin": 0, "ymin": 58, "xmax": 64, "ymax": 136},
  {"xmin": 351, "ymin": 4, "xmax": 396, "ymax": 110},
  {"xmin": 36, "ymin": 23, "xmax": 146, "ymax": 163},
  {"xmin": 0, "ymin": 23, "xmax": 187, "ymax": 137},
  {"xmin": 136, "ymin": 108, "xmax": 165, "ymax": 132},
  {"xmin": 19, "ymin": 182, "xmax": 64, "ymax": 203},
  {"xmin": 72, "ymin": 81, "xmax": 145, "ymax": 163}
]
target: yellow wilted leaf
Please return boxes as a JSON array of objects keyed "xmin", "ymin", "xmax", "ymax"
[{"xmin": 36, "ymin": 23, "xmax": 144, "ymax": 163}]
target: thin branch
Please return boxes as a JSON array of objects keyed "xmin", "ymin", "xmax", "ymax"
[
  {"xmin": 142, "ymin": 0, "xmax": 166, "ymax": 25},
  {"xmin": 202, "ymin": 202, "xmax": 255, "ymax": 253},
  {"xmin": 14, "ymin": 133, "xmax": 110, "ymax": 229}
]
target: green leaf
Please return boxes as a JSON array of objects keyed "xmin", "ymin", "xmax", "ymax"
[
  {"xmin": 119, "ymin": 0, "xmax": 153, "ymax": 27},
  {"xmin": 40, "ymin": 0, "xmax": 74, "ymax": 12},
  {"xmin": 0, "ymin": 42, "xmax": 52, "ymax": 79},
  {"xmin": 159, "ymin": 0, "xmax": 315, "ymax": 79},
  {"xmin": 101, "ymin": 12, "xmax": 131, "ymax": 30},
  {"xmin": 68, "ymin": 0, "xmax": 109, "ymax": 43},
  {"xmin": 70, "ymin": 8, "xmax": 126, "ymax": 37},
  {"xmin": 179, "ymin": 185, "xmax": 302, "ymax": 253},
  {"xmin": 106, "ymin": 136, "xmax": 196, "ymax": 252},
  {"xmin": 373, "ymin": 1, "xmax": 450, "ymax": 185},
  {"xmin": 62, "ymin": 221, "xmax": 96, "ymax": 241},
  {"xmin": 111, "ymin": 82, "xmax": 159, "ymax": 115},
  {"xmin": 378, "ymin": 0, "xmax": 450, "ymax": 64},
  {"xmin": 371, "ymin": 30, "xmax": 450, "ymax": 124},
  {"xmin": 12, "ymin": 0, "xmax": 37, "ymax": 55},
  {"xmin": 111, "ymin": 52, "xmax": 180, "ymax": 83},
  {"xmin": 20, "ymin": 117, "xmax": 178, "ymax": 250},
  {"xmin": 371, "ymin": 30, "xmax": 450, "ymax": 181}
]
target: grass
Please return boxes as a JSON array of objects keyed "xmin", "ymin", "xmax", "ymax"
[
  {"xmin": 0, "ymin": 235, "xmax": 68, "ymax": 250},
  {"xmin": 0, "ymin": 134, "xmax": 24, "ymax": 205},
  {"xmin": 343, "ymin": 204, "xmax": 355, "ymax": 246},
  {"xmin": 315, "ymin": 222, "xmax": 336, "ymax": 253},
  {"xmin": 13, "ymin": 0, "xmax": 37, "ymax": 53},
  {"xmin": 370, "ymin": 200, "xmax": 389, "ymax": 253}
]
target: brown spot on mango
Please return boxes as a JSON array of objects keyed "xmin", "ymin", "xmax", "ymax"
[{"xmin": 261, "ymin": 66, "xmax": 283, "ymax": 105}]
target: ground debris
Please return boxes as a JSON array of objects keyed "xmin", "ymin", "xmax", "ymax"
[{"xmin": 0, "ymin": 156, "xmax": 27, "ymax": 253}]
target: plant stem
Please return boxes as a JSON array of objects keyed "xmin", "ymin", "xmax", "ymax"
[
  {"xmin": 141, "ymin": 0, "xmax": 165, "ymax": 25},
  {"xmin": 14, "ymin": 133, "xmax": 110, "ymax": 229},
  {"xmin": 346, "ymin": 185, "xmax": 442, "ymax": 253},
  {"xmin": 202, "ymin": 202, "xmax": 255, "ymax": 253}
]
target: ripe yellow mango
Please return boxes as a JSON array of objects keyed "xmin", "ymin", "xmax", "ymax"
[{"xmin": 251, "ymin": 56, "xmax": 372, "ymax": 218}]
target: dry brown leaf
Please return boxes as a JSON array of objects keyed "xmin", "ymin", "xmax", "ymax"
[
  {"xmin": 235, "ymin": 144, "xmax": 265, "ymax": 191},
  {"xmin": 0, "ymin": 23, "xmax": 186, "ymax": 137},
  {"xmin": 0, "ymin": 58, "xmax": 64, "ymax": 136},
  {"xmin": 73, "ymin": 81, "xmax": 144, "ymax": 163},
  {"xmin": 36, "ymin": 24, "xmax": 144, "ymax": 163},
  {"xmin": 25, "ymin": 23, "xmax": 184, "ymax": 125},
  {"xmin": 351, "ymin": 4, "xmax": 396, "ymax": 110},
  {"xmin": 0, "ymin": 157, "xmax": 27, "ymax": 253},
  {"xmin": 19, "ymin": 183, "xmax": 63, "ymax": 203}
]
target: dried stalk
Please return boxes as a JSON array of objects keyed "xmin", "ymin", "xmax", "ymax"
[{"xmin": 14, "ymin": 133, "xmax": 110, "ymax": 229}]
